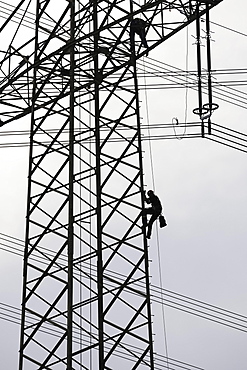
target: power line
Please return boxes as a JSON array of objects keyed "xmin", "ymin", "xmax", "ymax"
[
  {"xmin": 0, "ymin": 0, "xmax": 59, "ymax": 33},
  {"xmin": 0, "ymin": 301, "xmax": 203, "ymax": 370},
  {"xmin": 210, "ymin": 20, "xmax": 247, "ymax": 38},
  {"xmin": 1, "ymin": 232, "xmax": 247, "ymax": 335},
  {"xmin": 142, "ymin": 57, "xmax": 170, "ymax": 368},
  {"xmin": 0, "ymin": 120, "xmax": 247, "ymax": 155},
  {"xmin": 137, "ymin": 58, "xmax": 247, "ymax": 111}
]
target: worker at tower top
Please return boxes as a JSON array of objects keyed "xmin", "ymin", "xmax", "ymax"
[
  {"xmin": 143, "ymin": 190, "xmax": 166, "ymax": 239},
  {"xmin": 130, "ymin": 18, "xmax": 148, "ymax": 55}
]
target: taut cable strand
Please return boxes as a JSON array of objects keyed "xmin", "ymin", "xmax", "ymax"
[{"xmin": 142, "ymin": 56, "xmax": 170, "ymax": 369}]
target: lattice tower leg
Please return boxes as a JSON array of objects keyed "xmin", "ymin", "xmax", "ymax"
[{"xmin": 19, "ymin": 1, "xmax": 154, "ymax": 369}]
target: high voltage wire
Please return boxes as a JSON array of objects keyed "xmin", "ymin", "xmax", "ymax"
[
  {"xmin": 210, "ymin": 20, "xmax": 247, "ymax": 38},
  {"xmin": 1, "ymin": 232, "xmax": 247, "ymax": 336},
  {"xmin": 137, "ymin": 58, "xmax": 247, "ymax": 111},
  {"xmin": 2, "ymin": 60, "xmax": 247, "ymax": 109},
  {"xmin": 1, "ymin": 3, "xmax": 247, "ymax": 115},
  {"xmin": 0, "ymin": 0, "xmax": 59, "ymax": 32},
  {"xmin": 1, "ymin": 226, "xmax": 247, "ymax": 367},
  {"xmin": 1, "ymin": 2, "xmax": 247, "ymax": 39},
  {"xmin": 0, "ymin": 0, "xmax": 246, "ymax": 333},
  {"xmin": 0, "ymin": 3, "xmax": 246, "ymax": 369},
  {"xmin": 0, "ymin": 301, "xmax": 203, "ymax": 370},
  {"xmin": 0, "ymin": 253, "xmax": 205, "ymax": 370},
  {"xmin": 0, "ymin": 121, "xmax": 247, "ymax": 155},
  {"xmin": 0, "ymin": 121, "xmax": 202, "ymax": 148},
  {"xmin": 2, "ymin": 59, "xmax": 247, "ymax": 119}
]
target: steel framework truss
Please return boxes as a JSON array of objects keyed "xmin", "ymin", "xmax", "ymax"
[{"xmin": 0, "ymin": 0, "xmax": 223, "ymax": 369}]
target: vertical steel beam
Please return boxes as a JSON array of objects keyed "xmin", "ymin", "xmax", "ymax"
[
  {"xmin": 129, "ymin": 3, "xmax": 154, "ymax": 367},
  {"xmin": 68, "ymin": 1, "xmax": 75, "ymax": 369},
  {"xmin": 205, "ymin": 3, "xmax": 220, "ymax": 134},
  {"xmin": 133, "ymin": 59, "xmax": 155, "ymax": 370},
  {"xmin": 18, "ymin": 1, "xmax": 42, "ymax": 369},
  {"xmin": 18, "ymin": 1, "xmax": 73, "ymax": 369},
  {"xmin": 195, "ymin": 1, "xmax": 204, "ymax": 137},
  {"xmin": 92, "ymin": 1, "xmax": 104, "ymax": 368}
]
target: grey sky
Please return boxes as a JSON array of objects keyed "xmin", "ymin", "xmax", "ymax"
[{"xmin": 1, "ymin": 0, "xmax": 247, "ymax": 369}]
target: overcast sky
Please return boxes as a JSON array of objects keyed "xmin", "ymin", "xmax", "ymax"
[{"xmin": 1, "ymin": 0, "xmax": 247, "ymax": 369}]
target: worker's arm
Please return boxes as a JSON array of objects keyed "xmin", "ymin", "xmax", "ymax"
[{"xmin": 143, "ymin": 191, "xmax": 151, "ymax": 204}]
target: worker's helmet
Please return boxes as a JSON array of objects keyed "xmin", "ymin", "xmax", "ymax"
[{"xmin": 147, "ymin": 190, "xmax": 154, "ymax": 196}]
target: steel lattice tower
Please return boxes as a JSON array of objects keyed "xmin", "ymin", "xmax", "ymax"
[{"xmin": 0, "ymin": 1, "xmax": 223, "ymax": 369}]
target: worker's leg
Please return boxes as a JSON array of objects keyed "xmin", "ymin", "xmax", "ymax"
[
  {"xmin": 142, "ymin": 207, "xmax": 152, "ymax": 227},
  {"xmin": 139, "ymin": 30, "xmax": 148, "ymax": 48},
  {"xmin": 130, "ymin": 28, "xmax": 135, "ymax": 54},
  {"xmin": 147, "ymin": 213, "xmax": 156, "ymax": 239},
  {"xmin": 147, "ymin": 211, "xmax": 160, "ymax": 239}
]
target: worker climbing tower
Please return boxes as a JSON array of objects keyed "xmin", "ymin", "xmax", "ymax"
[{"xmin": 0, "ymin": 1, "xmax": 223, "ymax": 369}]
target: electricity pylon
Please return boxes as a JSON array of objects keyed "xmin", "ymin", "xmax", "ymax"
[{"xmin": 0, "ymin": 1, "xmax": 223, "ymax": 369}]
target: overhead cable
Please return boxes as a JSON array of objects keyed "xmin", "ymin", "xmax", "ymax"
[{"xmin": 1, "ymin": 232, "xmax": 247, "ymax": 335}]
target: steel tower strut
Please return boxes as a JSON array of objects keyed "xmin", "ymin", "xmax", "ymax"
[{"xmin": 0, "ymin": 0, "xmax": 223, "ymax": 369}]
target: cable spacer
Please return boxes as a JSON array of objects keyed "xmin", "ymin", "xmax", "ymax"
[
  {"xmin": 193, "ymin": 107, "xmax": 209, "ymax": 116},
  {"xmin": 203, "ymin": 102, "xmax": 219, "ymax": 112}
]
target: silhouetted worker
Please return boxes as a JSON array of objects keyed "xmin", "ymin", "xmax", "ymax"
[
  {"xmin": 143, "ymin": 190, "xmax": 164, "ymax": 239},
  {"xmin": 130, "ymin": 18, "xmax": 148, "ymax": 55}
]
